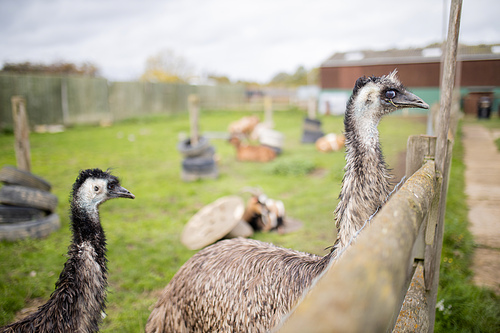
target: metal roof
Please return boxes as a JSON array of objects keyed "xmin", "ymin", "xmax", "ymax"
[{"xmin": 321, "ymin": 44, "xmax": 500, "ymax": 67}]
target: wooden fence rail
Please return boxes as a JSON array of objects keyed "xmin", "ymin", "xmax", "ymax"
[
  {"xmin": 278, "ymin": 138, "xmax": 440, "ymax": 333},
  {"xmin": 277, "ymin": 1, "xmax": 462, "ymax": 331}
]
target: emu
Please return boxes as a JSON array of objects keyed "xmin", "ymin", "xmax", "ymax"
[
  {"xmin": 146, "ymin": 71, "xmax": 429, "ymax": 332},
  {"xmin": 1, "ymin": 169, "xmax": 134, "ymax": 333}
]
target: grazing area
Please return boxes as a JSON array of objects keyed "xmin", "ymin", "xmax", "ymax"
[{"xmin": 0, "ymin": 109, "xmax": 497, "ymax": 332}]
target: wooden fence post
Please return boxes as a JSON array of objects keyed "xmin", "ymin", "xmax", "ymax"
[
  {"xmin": 392, "ymin": 135, "xmax": 439, "ymax": 332},
  {"xmin": 188, "ymin": 94, "xmax": 200, "ymax": 146},
  {"xmin": 278, "ymin": 161, "xmax": 438, "ymax": 333},
  {"xmin": 307, "ymin": 96, "xmax": 317, "ymax": 120},
  {"xmin": 264, "ymin": 96, "xmax": 274, "ymax": 126},
  {"xmin": 428, "ymin": 0, "xmax": 462, "ymax": 331},
  {"xmin": 11, "ymin": 96, "xmax": 31, "ymax": 172},
  {"xmin": 61, "ymin": 77, "xmax": 70, "ymax": 126}
]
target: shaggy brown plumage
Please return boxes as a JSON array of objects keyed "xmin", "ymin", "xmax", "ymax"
[
  {"xmin": 146, "ymin": 71, "xmax": 429, "ymax": 333},
  {"xmin": 1, "ymin": 169, "xmax": 134, "ymax": 333}
]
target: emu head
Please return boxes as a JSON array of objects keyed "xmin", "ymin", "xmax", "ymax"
[
  {"xmin": 73, "ymin": 168, "xmax": 135, "ymax": 208},
  {"xmin": 349, "ymin": 70, "xmax": 429, "ymax": 121}
]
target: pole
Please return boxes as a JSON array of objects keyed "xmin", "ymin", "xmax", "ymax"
[
  {"xmin": 188, "ymin": 94, "xmax": 200, "ymax": 146},
  {"xmin": 11, "ymin": 96, "xmax": 32, "ymax": 172},
  {"xmin": 428, "ymin": 1, "xmax": 462, "ymax": 331}
]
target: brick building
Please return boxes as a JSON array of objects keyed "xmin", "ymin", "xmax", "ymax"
[{"xmin": 319, "ymin": 44, "xmax": 500, "ymax": 115}]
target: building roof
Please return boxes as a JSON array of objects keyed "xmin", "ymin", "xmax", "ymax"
[{"xmin": 321, "ymin": 43, "xmax": 500, "ymax": 67}]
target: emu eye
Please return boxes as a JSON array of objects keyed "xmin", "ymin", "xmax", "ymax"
[
  {"xmin": 385, "ymin": 90, "xmax": 396, "ymax": 99},
  {"xmin": 107, "ymin": 183, "xmax": 115, "ymax": 191},
  {"xmin": 94, "ymin": 186, "xmax": 99, "ymax": 192}
]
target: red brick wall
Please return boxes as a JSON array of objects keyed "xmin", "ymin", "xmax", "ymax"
[
  {"xmin": 320, "ymin": 59, "xmax": 500, "ymax": 89},
  {"xmin": 460, "ymin": 60, "xmax": 500, "ymax": 87}
]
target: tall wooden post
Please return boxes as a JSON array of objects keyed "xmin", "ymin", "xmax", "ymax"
[
  {"xmin": 11, "ymin": 96, "xmax": 31, "ymax": 172},
  {"xmin": 428, "ymin": 0, "xmax": 462, "ymax": 331},
  {"xmin": 188, "ymin": 94, "xmax": 200, "ymax": 146},
  {"xmin": 307, "ymin": 96, "xmax": 317, "ymax": 120},
  {"xmin": 264, "ymin": 96, "xmax": 273, "ymax": 127}
]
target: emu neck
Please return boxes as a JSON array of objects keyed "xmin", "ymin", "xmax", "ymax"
[
  {"xmin": 58, "ymin": 199, "xmax": 108, "ymax": 331},
  {"xmin": 333, "ymin": 108, "xmax": 392, "ymax": 254},
  {"xmin": 70, "ymin": 201, "xmax": 107, "ymax": 267}
]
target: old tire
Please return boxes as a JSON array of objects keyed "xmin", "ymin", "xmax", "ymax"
[
  {"xmin": 181, "ymin": 168, "xmax": 218, "ymax": 182},
  {"xmin": 301, "ymin": 118, "xmax": 324, "ymax": 143},
  {"xmin": 0, "ymin": 166, "xmax": 52, "ymax": 191},
  {"xmin": 182, "ymin": 156, "xmax": 216, "ymax": 172},
  {"xmin": 302, "ymin": 130, "xmax": 325, "ymax": 144},
  {"xmin": 0, "ymin": 186, "xmax": 58, "ymax": 213},
  {"xmin": 0, "ymin": 213, "xmax": 60, "ymax": 241},
  {"xmin": 177, "ymin": 136, "xmax": 211, "ymax": 158},
  {"xmin": 0, "ymin": 205, "xmax": 45, "ymax": 223}
]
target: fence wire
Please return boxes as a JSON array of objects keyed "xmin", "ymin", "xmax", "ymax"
[{"xmin": 0, "ymin": 73, "xmax": 246, "ymax": 129}]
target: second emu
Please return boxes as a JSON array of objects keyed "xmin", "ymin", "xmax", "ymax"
[{"xmin": 146, "ymin": 71, "xmax": 429, "ymax": 332}]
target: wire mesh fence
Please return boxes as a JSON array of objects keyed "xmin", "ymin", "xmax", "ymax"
[{"xmin": 0, "ymin": 73, "xmax": 247, "ymax": 129}]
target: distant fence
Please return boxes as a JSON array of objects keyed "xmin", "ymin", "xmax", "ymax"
[{"xmin": 0, "ymin": 73, "xmax": 247, "ymax": 129}]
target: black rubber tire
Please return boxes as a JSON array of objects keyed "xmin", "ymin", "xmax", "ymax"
[
  {"xmin": 177, "ymin": 136, "xmax": 211, "ymax": 158},
  {"xmin": 302, "ymin": 118, "xmax": 322, "ymax": 131},
  {"xmin": 0, "ymin": 205, "xmax": 45, "ymax": 223},
  {"xmin": 0, "ymin": 185, "xmax": 58, "ymax": 213},
  {"xmin": 0, "ymin": 166, "xmax": 52, "ymax": 191},
  {"xmin": 181, "ymin": 168, "xmax": 219, "ymax": 182},
  {"xmin": 0, "ymin": 213, "xmax": 60, "ymax": 241},
  {"xmin": 196, "ymin": 145, "xmax": 216, "ymax": 159},
  {"xmin": 301, "ymin": 130, "xmax": 325, "ymax": 144},
  {"xmin": 182, "ymin": 157, "xmax": 216, "ymax": 172}
]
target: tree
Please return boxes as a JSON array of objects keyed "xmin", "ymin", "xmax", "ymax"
[
  {"xmin": 268, "ymin": 65, "xmax": 318, "ymax": 87},
  {"xmin": 1, "ymin": 61, "xmax": 100, "ymax": 76},
  {"xmin": 141, "ymin": 49, "xmax": 194, "ymax": 83}
]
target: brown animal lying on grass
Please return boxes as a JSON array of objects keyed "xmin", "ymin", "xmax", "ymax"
[{"xmin": 229, "ymin": 135, "xmax": 276, "ymax": 162}]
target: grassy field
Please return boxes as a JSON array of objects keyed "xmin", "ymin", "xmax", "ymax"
[{"xmin": 0, "ymin": 109, "xmax": 498, "ymax": 331}]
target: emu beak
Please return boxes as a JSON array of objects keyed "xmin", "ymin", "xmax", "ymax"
[
  {"xmin": 113, "ymin": 186, "xmax": 135, "ymax": 199},
  {"xmin": 393, "ymin": 91, "xmax": 429, "ymax": 109}
]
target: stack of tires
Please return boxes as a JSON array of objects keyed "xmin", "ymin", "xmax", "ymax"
[
  {"xmin": 0, "ymin": 166, "xmax": 60, "ymax": 241},
  {"xmin": 177, "ymin": 136, "xmax": 218, "ymax": 182},
  {"xmin": 301, "ymin": 118, "xmax": 324, "ymax": 144}
]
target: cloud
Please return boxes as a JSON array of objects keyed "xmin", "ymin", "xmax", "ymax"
[{"xmin": 0, "ymin": 0, "xmax": 499, "ymax": 82}]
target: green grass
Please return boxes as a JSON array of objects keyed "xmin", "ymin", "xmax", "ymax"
[{"xmin": 0, "ymin": 109, "xmax": 497, "ymax": 331}]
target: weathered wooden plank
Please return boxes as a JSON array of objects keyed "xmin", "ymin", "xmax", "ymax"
[
  {"xmin": 188, "ymin": 94, "xmax": 200, "ymax": 146},
  {"xmin": 428, "ymin": 1, "xmax": 462, "ymax": 330},
  {"xmin": 278, "ymin": 161, "xmax": 437, "ymax": 333},
  {"xmin": 392, "ymin": 134, "xmax": 443, "ymax": 332},
  {"xmin": 11, "ymin": 96, "xmax": 31, "ymax": 172},
  {"xmin": 405, "ymin": 136, "xmax": 437, "ymax": 179},
  {"xmin": 264, "ymin": 96, "xmax": 274, "ymax": 126},
  {"xmin": 392, "ymin": 262, "xmax": 429, "ymax": 332}
]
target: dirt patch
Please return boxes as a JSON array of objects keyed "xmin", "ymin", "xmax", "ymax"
[
  {"xmin": 471, "ymin": 247, "xmax": 500, "ymax": 294},
  {"xmin": 463, "ymin": 124, "xmax": 500, "ymax": 295}
]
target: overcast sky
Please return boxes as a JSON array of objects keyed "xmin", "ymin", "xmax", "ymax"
[{"xmin": 1, "ymin": 0, "xmax": 499, "ymax": 83}]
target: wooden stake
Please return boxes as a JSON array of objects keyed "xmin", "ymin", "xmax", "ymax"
[
  {"xmin": 188, "ymin": 94, "xmax": 200, "ymax": 146},
  {"xmin": 11, "ymin": 96, "xmax": 31, "ymax": 172},
  {"xmin": 307, "ymin": 96, "xmax": 317, "ymax": 120},
  {"xmin": 264, "ymin": 96, "xmax": 273, "ymax": 126},
  {"xmin": 428, "ymin": 0, "xmax": 462, "ymax": 331}
]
